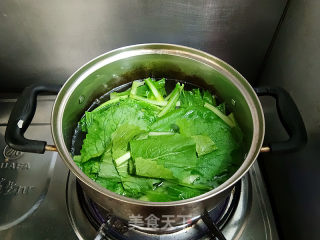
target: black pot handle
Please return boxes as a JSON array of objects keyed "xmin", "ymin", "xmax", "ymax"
[
  {"xmin": 5, "ymin": 84, "xmax": 61, "ymax": 153},
  {"xmin": 254, "ymin": 87, "xmax": 307, "ymax": 153}
]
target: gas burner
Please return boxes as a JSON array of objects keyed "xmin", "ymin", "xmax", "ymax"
[
  {"xmin": 78, "ymin": 181, "xmax": 240, "ymax": 239},
  {"xmin": 66, "ymin": 172, "xmax": 251, "ymax": 240}
]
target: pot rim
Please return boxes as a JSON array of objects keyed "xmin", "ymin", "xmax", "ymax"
[{"xmin": 51, "ymin": 43, "xmax": 265, "ymax": 207}]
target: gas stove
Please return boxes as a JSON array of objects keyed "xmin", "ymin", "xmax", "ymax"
[{"xmin": 0, "ymin": 96, "xmax": 279, "ymax": 240}]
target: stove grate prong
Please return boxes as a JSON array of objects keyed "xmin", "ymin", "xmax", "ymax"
[{"xmin": 201, "ymin": 209, "xmax": 227, "ymax": 240}]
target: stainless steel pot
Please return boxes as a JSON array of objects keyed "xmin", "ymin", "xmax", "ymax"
[{"xmin": 5, "ymin": 44, "xmax": 307, "ymax": 228}]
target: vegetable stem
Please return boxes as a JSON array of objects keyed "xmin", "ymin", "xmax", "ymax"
[
  {"xmin": 164, "ymin": 91, "xmax": 173, "ymax": 101},
  {"xmin": 130, "ymin": 80, "xmax": 144, "ymax": 96},
  {"xmin": 145, "ymin": 78, "xmax": 164, "ymax": 101},
  {"xmin": 158, "ymin": 84, "xmax": 184, "ymax": 117},
  {"xmin": 110, "ymin": 89, "xmax": 130, "ymax": 99},
  {"xmin": 148, "ymin": 132, "xmax": 175, "ymax": 136},
  {"xmin": 130, "ymin": 94, "xmax": 168, "ymax": 107},
  {"xmin": 115, "ymin": 152, "xmax": 131, "ymax": 166},
  {"xmin": 93, "ymin": 95, "xmax": 128, "ymax": 112},
  {"xmin": 204, "ymin": 102, "xmax": 235, "ymax": 127},
  {"xmin": 228, "ymin": 113, "xmax": 237, "ymax": 126}
]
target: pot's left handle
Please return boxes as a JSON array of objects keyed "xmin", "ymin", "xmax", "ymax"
[{"xmin": 5, "ymin": 84, "xmax": 61, "ymax": 153}]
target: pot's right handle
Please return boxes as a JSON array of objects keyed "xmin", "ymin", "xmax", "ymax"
[
  {"xmin": 254, "ymin": 87, "xmax": 307, "ymax": 153},
  {"xmin": 5, "ymin": 84, "xmax": 61, "ymax": 154}
]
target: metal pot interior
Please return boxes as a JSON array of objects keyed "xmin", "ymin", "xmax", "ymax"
[{"xmin": 52, "ymin": 44, "xmax": 264, "ymax": 205}]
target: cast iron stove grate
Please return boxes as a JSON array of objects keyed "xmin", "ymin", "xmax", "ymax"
[{"xmin": 76, "ymin": 180, "xmax": 241, "ymax": 240}]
